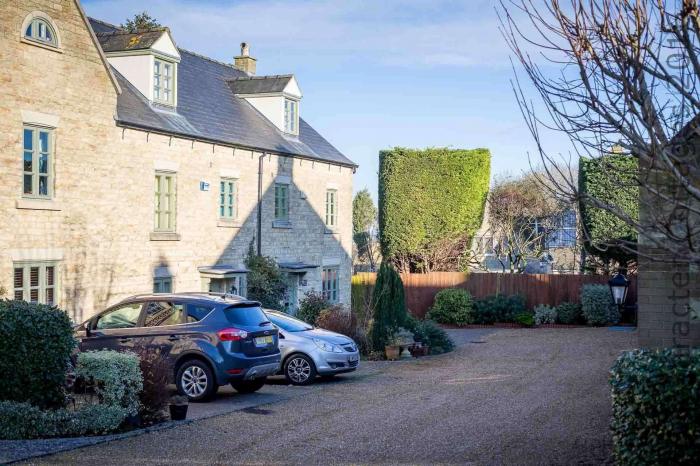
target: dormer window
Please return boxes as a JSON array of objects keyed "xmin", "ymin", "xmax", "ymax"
[
  {"xmin": 154, "ymin": 58, "xmax": 175, "ymax": 105},
  {"xmin": 284, "ymin": 98, "xmax": 298, "ymax": 134}
]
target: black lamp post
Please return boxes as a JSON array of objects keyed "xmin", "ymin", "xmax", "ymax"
[{"xmin": 608, "ymin": 271, "xmax": 630, "ymax": 321}]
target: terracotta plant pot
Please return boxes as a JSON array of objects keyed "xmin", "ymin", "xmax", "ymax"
[
  {"xmin": 169, "ymin": 404, "xmax": 188, "ymax": 421},
  {"xmin": 385, "ymin": 345, "xmax": 400, "ymax": 361}
]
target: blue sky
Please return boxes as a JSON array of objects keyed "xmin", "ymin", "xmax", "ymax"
[{"xmin": 83, "ymin": 0, "xmax": 570, "ymax": 201}]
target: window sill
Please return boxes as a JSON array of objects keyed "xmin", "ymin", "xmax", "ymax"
[
  {"xmin": 150, "ymin": 232, "xmax": 181, "ymax": 241},
  {"xmin": 20, "ymin": 37, "xmax": 63, "ymax": 53},
  {"xmin": 16, "ymin": 198, "xmax": 62, "ymax": 211},
  {"xmin": 324, "ymin": 227, "xmax": 339, "ymax": 235},
  {"xmin": 217, "ymin": 219, "xmax": 241, "ymax": 228},
  {"xmin": 272, "ymin": 220, "xmax": 292, "ymax": 229}
]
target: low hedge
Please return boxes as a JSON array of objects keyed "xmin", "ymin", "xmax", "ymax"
[
  {"xmin": 0, "ymin": 401, "xmax": 126, "ymax": 440},
  {"xmin": 581, "ymin": 284, "xmax": 619, "ymax": 326},
  {"xmin": 405, "ymin": 317, "xmax": 455, "ymax": 354},
  {"xmin": 426, "ymin": 288, "xmax": 473, "ymax": 326},
  {"xmin": 0, "ymin": 300, "xmax": 77, "ymax": 409},
  {"xmin": 76, "ymin": 350, "xmax": 143, "ymax": 416},
  {"xmin": 472, "ymin": 294, "xmax": 526, "ymax": 324},
  {"xmin": 533, "ymin": 305, "xmax": 556, "ymax": 325},
  {"xmin": 297, "ymin": 290, "xmax": 330, "ymax": 324},
  {"xmin": 556, "ymin": 302, "xmax": 582, "ymax": 324},
  {"xmin": 610, "ymin": 348, "xmax": 700, "ymax": 465}
]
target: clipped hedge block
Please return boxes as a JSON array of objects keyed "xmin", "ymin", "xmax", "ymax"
[
  {"xmin": 427, "ymin": 288, "xmax": 474, "ymax": 326},
  {"xmin": 0, "ymin": 300, "xmax": 76, "ymax": 409},
  {"xmin": 610, "ymin": 349, "xmax": 700, "ymax": 465},
  {"xmin": 579, "ymin": 155, "xmax": 638, "ymax": 264},
  {"xmin": 472, "ymin": 294, "xmax": 526, "ymax": 324},
  {"xmin": 379, "ymin": 147, "xmax": 490, "ymax": 270}
]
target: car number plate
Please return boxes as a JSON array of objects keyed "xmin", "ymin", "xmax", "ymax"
[{"xmin": 254, "ymin": 335, "xmax": 273, "ymax": 347}]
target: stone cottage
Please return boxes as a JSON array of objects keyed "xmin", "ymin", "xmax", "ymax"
[{"xmin": 0, "ymin": 0, "xmax": 356, "ymax": 322}]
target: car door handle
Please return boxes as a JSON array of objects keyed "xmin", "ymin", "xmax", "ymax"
[
  {"xmin": 168, "ymin": 335, "xmax": 180, "ymax": 341},
  {"xmin": 119, "ymin": 337, "xmax": 131, "ymax": 343}
]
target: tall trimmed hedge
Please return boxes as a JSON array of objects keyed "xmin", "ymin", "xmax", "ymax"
[
  {"xmin": 0, "ymin": 300, "xmax": 76, "ymax": 409},
  {"xmin": 379, "ymin": 147, "xmax": 490, "ymax": 271},
  {"xmin": 579, "ymin": 155, "xmax": 638, "ymax": 264}
]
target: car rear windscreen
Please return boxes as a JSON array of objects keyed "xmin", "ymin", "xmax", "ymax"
[{"xmin": 224, "ymin": 305, "xmax": 270, "ymax": 327}]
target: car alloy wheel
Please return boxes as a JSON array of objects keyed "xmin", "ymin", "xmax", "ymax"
[
  {"xmin": 176, "ymin": 360, "xmax": 217, "ymax": 401},
  {"xmin": 285, "ymin": 354, "xmax": 316, "ymax": 385},
  {"xmin": 181, "ymin": 365, "xmax": 208, "ymax": 397}
]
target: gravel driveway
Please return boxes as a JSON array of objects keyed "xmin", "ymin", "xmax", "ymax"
[{"xmin": 24, "ymin": 328, "xmax": 636, "ymax": 465}]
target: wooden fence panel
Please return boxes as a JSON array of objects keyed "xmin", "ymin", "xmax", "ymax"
[{"xmin": 352, "ymin": 272, "xmax": 637, "ymax": 319}]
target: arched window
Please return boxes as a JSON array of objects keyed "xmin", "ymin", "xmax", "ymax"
[{"xmin": 21, "ymin": 13, "xmax": 60, "ymax": 48}]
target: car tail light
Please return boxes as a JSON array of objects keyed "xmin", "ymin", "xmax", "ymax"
[
  {"xmin": 226, "ymin": 368, "xmax": 243, "ymax": 375},
  {"xmin": 218, "ymin": 327, "xmax": 248, "ymax": 341}
]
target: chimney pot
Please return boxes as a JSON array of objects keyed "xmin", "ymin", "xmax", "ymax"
[{"xmin": 234, "ymin": 42, "xmax": 257, "ymax": 75}]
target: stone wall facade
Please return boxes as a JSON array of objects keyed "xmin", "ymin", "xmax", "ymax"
[{"xmin": 0, "ymin": 0, "xmax": 354, "ymax": 322}]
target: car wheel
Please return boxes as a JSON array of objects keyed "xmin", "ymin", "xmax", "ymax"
[
  {"xmin": 176, "ymin": 359, "xmax": 217, "ymax": 402},
  {"xmin": 230, "ymin": 378, "xmax": 266, "ymax": 394},
  {"xmin": 284, "ymin": 353, "xmax": 317, "ymax": 386}
]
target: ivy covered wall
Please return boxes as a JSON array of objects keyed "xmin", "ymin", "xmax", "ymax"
[{"xmin": 378, "ymin": 147, "xmax": 490, "ymax": 272}]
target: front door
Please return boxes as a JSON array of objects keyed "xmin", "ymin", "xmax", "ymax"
[{"xmin": 284, "ymin": 273, "xmax": 299, "ymax": 314}]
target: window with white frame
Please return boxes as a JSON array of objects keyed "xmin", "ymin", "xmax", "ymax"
[
  {"xmin": 153, "ymin": 58, "xmax": 175, "ymax": 105},
  {"xmin": 274, "ymin": 183, "xmax": 289, "ymax": 222},
  {"xmin": 220, "ymin": 178, "xmax": 237, "ymax": 219},
  {"xmin": 24, "ymin": 16, "xmax": 58, "ymax": 47},
  {"xmin": 23, "ymin": 126, "xmax": 53, "ymax": 198},
  {"xmin": 284, "ymin": 98, "xmax": 298, "ymax": 134},
  {"xmin": 322, "ymin": 266, "xmax": 339, "ymax": 303},
  {"xmin": 325, "ymin": 189, "xmax": 337, "ymax": 228},
  {"xmin": 154, "ymin": 172, "xmax": 176, "ymax": 232},
  {"xmin": 14, "ymin": 262, "xmax": 58, "ymax": 306}
]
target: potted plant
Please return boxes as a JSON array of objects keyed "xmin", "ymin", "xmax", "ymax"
[
  {"xmin": 169, "ymin": 395, "xmax": 189, "ymax": 421},
  {"xmin": 384, "ymin": 333, "xmax": 401, "ymax": 360}
]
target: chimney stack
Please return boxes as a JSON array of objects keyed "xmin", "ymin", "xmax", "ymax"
[{"xmin": 234, "ymin": 42, "xmax": 257, "ymax": 75}]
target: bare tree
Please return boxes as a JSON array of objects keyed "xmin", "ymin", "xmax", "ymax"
[
  {"xmin": 480, "ymin": 173, "xmax": 569, "ymax": 272},
  {"xmin": 498, "ymin": 0, "xmax": 700, "ymax": 264}
]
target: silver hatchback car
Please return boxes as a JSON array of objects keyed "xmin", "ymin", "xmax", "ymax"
[{"xmin": 264, "ymin": 310, "xmax": 360, "ymax": 385}]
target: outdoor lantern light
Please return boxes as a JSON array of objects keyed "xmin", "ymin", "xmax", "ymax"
[{"xmin": 608, "ymin": 272, "xmax": 630, "ymax": 305}]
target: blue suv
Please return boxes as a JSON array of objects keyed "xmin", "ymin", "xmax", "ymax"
[{"xmin": 74, "ymin": 293, "xmax": 280, "ymax": 401}]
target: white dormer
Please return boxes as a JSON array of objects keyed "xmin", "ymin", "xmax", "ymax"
[
  {"xmin": 97, "ymin": 28, "xmax": 180, "ymax": 107},
  {"xmin": 229, "ymin": 74, "xmax": 302, "ymax": 135}
]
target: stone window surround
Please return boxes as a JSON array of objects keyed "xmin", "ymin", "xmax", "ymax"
[
  {"xmin": 10, "ymin": 248, "xmax": 63, "ymax": 305},
  {"xmin": 20, "ymin": 11, "xmax": 63, "ymax": 52},
  {"xmin": 17, "ymin": 111, "xmax": 61, "ymax": 211}
]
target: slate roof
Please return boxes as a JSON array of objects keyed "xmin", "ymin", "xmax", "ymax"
[
  {"xmin": 95, "ymin": 30, "xmax": 166, "ymax": 53},
  {"xmin": 228, "ymin": 75, "xmax": 294, "ymax": 95},
  {"xmin": 88, "ymin": 19, "xmax": 356, "ymax": 168}
]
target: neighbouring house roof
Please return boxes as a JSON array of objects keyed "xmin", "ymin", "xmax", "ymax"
[
  {"xmin": 88, "ymin": 19, "xmax": 356, "ymax": 168},
  {"xmin": 95, "ymin": 29, "xmax": 166, "ymax": 53},
  {"xmin": 228, "ymin": 75, "xmax": 294, "ymax": 95}
]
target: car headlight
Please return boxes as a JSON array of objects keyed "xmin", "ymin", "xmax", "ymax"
[{"xmin": 313, "ymin": 338, "xmax": 344, "ymax": 353}]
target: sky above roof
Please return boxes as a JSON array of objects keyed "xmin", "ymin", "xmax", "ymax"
[{"xmin": 82, "ymin": 0, "xmax": 572, "ymax": 201}]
